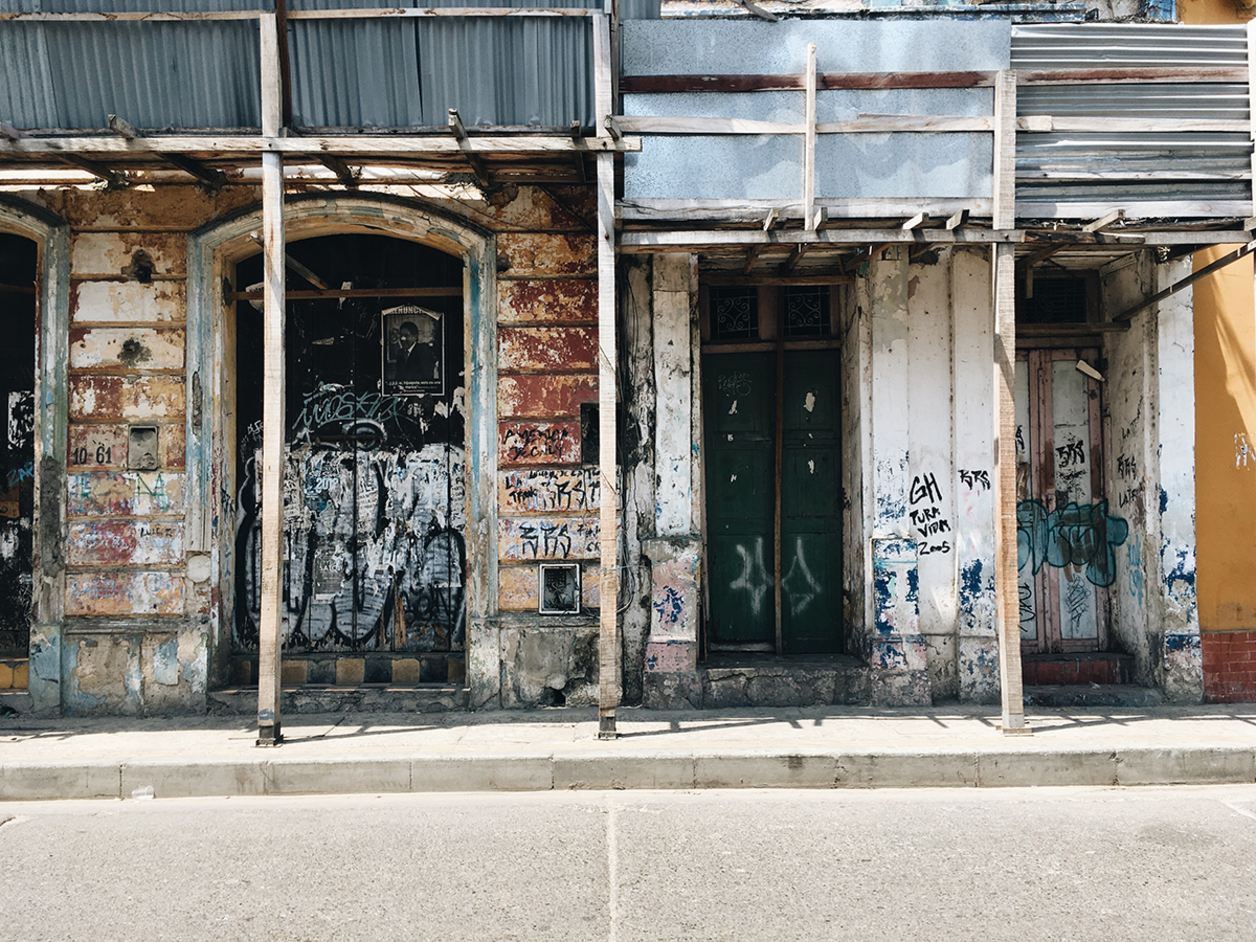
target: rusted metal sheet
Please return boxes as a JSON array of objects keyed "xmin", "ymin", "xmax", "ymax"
[
  {"xmin": 65, "ymin": 571, "xmax": 185, "ymax": 617},
  {"xmin": 499, "ymin": 421, "xmax": 580, "ymax": 465},
  {"xmin": 496, "ymin": 233, "xmax": 596, "ymax": 277},
  {"xmin": 69, "ymin": 327, "xmax": 186, "ymax": 371},
  {"xmin": 68, "ymin": 425, "xmax": 128, "ymax": 469},
  {"xmin": 70, "ymin": 232, "xmax": 187, "ymax": 277},
  {"xmin": 498, "ymin": 562, "xmax": 600, "ymax": 611},
  {"xmin": 498, "ymin": 373, "xmax": 598, "ymax": 418},
  {"xmin": 499, "ymin": 468, "xmax": 601, "ymax": 513},
  {"xmin": 66, "ymin": 519, "xmax": 185, "ymax": 566},
  {"xmin": 69, "ymin": 375, "xmax": 185, "ymax": 420},
  {"xmin": 499, "ymin": 515, "xmax": 600, "ymax": 561},
  {"xmin": 499, "ymin": 326, "xmax": 597, "ymax": 372},
  {"xmin": 71, "ymin": 282, "xmax": 187, "ymax": 324},
  {"xmin": 67, "ymin": 470, "xmax": 185, "ymax": 517},
  {"xmin": 498, "ymin": 279, "xmax": 597, "ymax": 324}
]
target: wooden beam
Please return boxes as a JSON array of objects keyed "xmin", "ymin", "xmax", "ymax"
[
  {"xmin": 1019, "ymin": 115, "xmax": 1249, "ymax": 133},
  {"xmin": 737, "ymin": 0, "xmax": 779, "ymax": 21},
  {"xmin": 1017, "ymin": 66, "xmax": 1248, "ymax": 86},
  {"xmin": 803, "ymin": 43, "xmax": 817, "ymax": 232},
  {"xmin": 315, "ymin": 154, "xmax": 359, "ymax": 186},
  {"xmin": 0, "ymin": 122, "xmax": 22, "ymax": 141},
  {"xmin": 742, "ymin": 244, "xmax": 765, "ymax": 275},
  {"xmin": 1081, "ymin": 209, "xmax": 1126, "ymax": 233},
  {"xmin": 945, "ymin": 209, "xmax": 969, "ymax": 230},
  {"xmin": 57, "ymin": 154, "xmax": 129, "ymax": 188},
  {"xmin": 570, "ymin": 121, "xmax": 587, "ymax": 184},
  {"xmin": 256, "ymin": 10, "xmax": 285, "ymax": 748},
  {"xmin": 902, "ymin": 212, "xmax": 929, "ymax": 230},
  {"xmin": 992, "ymin": 70, "xmax": 1016, "ymax": 231},
  {"xmin": 763, "ymin": 207, "xmax": 779, "ymax": 231},
  {"xmin": 619, "ymin": 229, "xmax": 1023, "ymax": 250},
  {"xmin": 993, "ymin": 240, "xmax": 1029, "ymax": 736},
  {"xmin": 593, "ymin": 12, "xmax": 620, "ymax": 741},
  {"xmin": 783, "ymin": 244, "xmax": 811, "ymax": 273},
  {"xmin": 447, "ymin": 109, "xmax": 491, "ymax": 187},
  {"xmin": 108, "ymin": 113, "xmax": 228, "ymax": 188},
  {"xmin": 0, "ymin": 135, "xmax": 641, "ymax": 155},
  {"xmin": 1114, "ymin": 240, "xmax": 1256, "ymax": 323},
  {"xmin": 0, "ymin": 7, "xmax": 598, "ymax": 20}
]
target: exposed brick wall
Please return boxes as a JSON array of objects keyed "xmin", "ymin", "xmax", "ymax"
[{"xmin": 1202, "ymin": 631, "xmax": 1256, "ymax": 702}]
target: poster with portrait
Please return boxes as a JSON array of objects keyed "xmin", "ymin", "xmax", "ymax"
[{"xmin": 382, "ymin": 304, "xmax": 445, "ymax": 396}]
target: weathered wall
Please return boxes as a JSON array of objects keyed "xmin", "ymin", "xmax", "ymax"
[
  {"xmin": 861, "ymin": 246, "xmax": 998, "ymax": 704},
  {"xmin": 491, "ymin": 188, "xmax": 603, "ymax": 708},
  {"xmin": 39, "ymin": 185, "xmax": 256, "ymax": 714},
  {"xmin": 1102, "ymin": 251, "xmax": 1201, "ymax": 701}
]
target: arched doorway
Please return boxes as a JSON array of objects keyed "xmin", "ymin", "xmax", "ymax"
[{"xmin": 230, "ymin": 234, "xmax": 468, "ymax": 681}]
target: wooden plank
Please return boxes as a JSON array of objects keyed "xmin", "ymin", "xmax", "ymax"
[
  {"xmin": 783, "ymin": 244, "xmax": 811, "ymax": 273},
  {"xmin": 992, "ymin": 240, "xmax": 1029, "ymax": 736},
  {"xmin": 0, "ymin": 135, "xmax": 641, "ymax": 155},
  {"xmin": 448, "ymin": 109, "xmax": 491, "ymax": 186},
  {"xmin": 256, "ymin": 12, "xmax": 285, "ymax": 747},
  {"xmin": 1081, "ymin": 208, "xmax": 1125, "ymax": 233},
  {"xmin": 619, "ymin": 229, "xmax": 1024, "ymax": 250},
  {"xmin": 0, "ymin": 6, "xmax": 597, "ymax": 19},
  {"xmin": 902, "ymin": 212, "xmax": 929, "ymax": 230},
  {"xmin": 618, "ymin": 197, "xmax": 990, "ymax": 223},
  {"xmin": 107, "ymin": 113, "xmax": 228, "ymax": 188},
  {"xmin": 742, "ymin": 245, "xmax": 764, "ymax": 275},
  {"xmin": 803, "ymin": 43, "xmax": 818, "ymax": 232},
  {"xmin": 945, "ymin": 209, "xmax": 969, "ymax": 230},
  {"xmin": 593, "ymin": 13, "xmax": 619, "ymax": 740},
  {"xmin": 1018, "ymin": 116, "xmax": 1250, "ymax": 133},
  {"xmin": 620, "ymin": 71, "xmax": 998, "ymax": 93},
  {"xmin": 816, "ymin": 116, "xmax": 992, "ymax": 134},
  {"xmin": 55, "ymin": 155, "xmax": 127, "ymax": 187},
  {"xmin": 1017, "ymin": 66, "xmax": 1248, "ymax": 86},
  {"xmin": 993, "ymin": 70, "xmax": 1016, "ymax": 231}
]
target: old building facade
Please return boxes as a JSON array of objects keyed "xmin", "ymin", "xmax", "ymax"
[{"xmin": 0, "ymin": 0, "xmax": 1249, "ymax": 726}]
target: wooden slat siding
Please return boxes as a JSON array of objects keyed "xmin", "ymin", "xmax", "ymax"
[
  {"xmin": 619, "ymin": 67, "xmax": 1245, "ymax": 95},
  {"xmin": 593, "ymin": 12, "xmax": 620, "ymax": 739},
  {"xmin": 256, "ymin": 12, "xmax": 285, "ymax": 745},
  {"xmin": 992, "ymin": 69, "xmax": 1028, "ymax": 733}
]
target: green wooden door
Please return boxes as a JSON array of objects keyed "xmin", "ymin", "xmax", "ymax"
[
  {"xmin": 702, "ymin": 349, "xmax": 842, "ymax": 653},
  {"xmin": 703, "ymin": 353, "xmax": 775, "ymax": 646},
  {"xmin": 780, "ymin": 350, "xmax": 842, "ymax": 653}
]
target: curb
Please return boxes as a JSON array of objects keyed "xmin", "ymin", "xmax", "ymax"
[{"xmin": 3, "ymin": 746, "xmax": 1255, "ymax": 800}]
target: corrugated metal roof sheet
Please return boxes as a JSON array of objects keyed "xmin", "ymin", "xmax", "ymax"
[
  {"xmin": 1012, "ymin": 24, "xmax": 1250, "ymax": 209},
  {"xmin": 0, "ymin": 0, "xmax": 648, "ymax": 131}
]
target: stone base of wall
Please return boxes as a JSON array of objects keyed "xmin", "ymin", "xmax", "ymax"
[
  {"xmin": 870, "ymin": 669, "xmax": 932, "ymax": 707},
  {"xmin": 208, "ymin": 684, "xmax": 467, "ymax": 715},
  {"xmin": 1202, "ymin": 630, "xmax": 1256, "ymax": 702},
  {"xmin": 643, "ymin": 656, "xmax": 869, "ymax": 709}
]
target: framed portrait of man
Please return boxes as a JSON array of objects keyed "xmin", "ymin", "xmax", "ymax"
[{"xmin": 382, "ymin": 304, "xmax": 445, "ymax": 396}]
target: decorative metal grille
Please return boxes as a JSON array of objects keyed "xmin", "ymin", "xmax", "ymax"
[
  {"xmin": 710, "ymin": 287, "xmax": 758, "ymax": 341},
  {"xmin": 784, "ymin": 286, "xmax": 830, "ymax": 337}
]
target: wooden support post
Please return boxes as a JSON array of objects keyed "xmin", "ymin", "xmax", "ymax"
[
  {"xmin": 256, "ymin": 11, "xmax": 286, "ymax": 747},
  {"xmin": 594, "ymin": 12, "xmax": 620, "ymax": 740},
  {"xmin": 448, "ymin": 109, "xmax": 491, "ymax": 187},
  {"xmin": 316, "ymin": 154, "xmax": 359, "ymax": 187},
  {"xmin": 992, "ymin": 69, "xmax": 1029, "ymax": 735},
  {"xmin": 803, "ymin": 43, "xmax": 818, "ymax": 232}
]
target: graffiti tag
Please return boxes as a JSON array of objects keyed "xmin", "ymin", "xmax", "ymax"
[{"xmin": 1016, "ymin": 499, "xmax": 1129, "ymax": 588}]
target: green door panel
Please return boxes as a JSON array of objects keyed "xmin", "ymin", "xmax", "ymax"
[{"xmin": 780, "ymin": 350, "xmax": 842, "ymax": 653}]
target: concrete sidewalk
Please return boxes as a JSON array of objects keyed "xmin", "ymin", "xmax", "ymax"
[{"xmin": 2, "ymin": 703, "xmax": 1256, "ymax": 800}]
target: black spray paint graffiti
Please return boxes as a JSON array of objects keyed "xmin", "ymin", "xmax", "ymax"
[
  {"xmin": 958, "ymin": 469, "xmax": 991, "ymax": 492},
  {"xmin": 909, "ymin": 471, "xmax": 951, "ymax": 555},
  {"xmin": 1016, "ymin": 499, "xmax": 1129, "ymax": 588}
]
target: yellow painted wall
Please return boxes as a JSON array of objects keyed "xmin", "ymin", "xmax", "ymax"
[{"xmin": 1181, "ymin": 0, "xmax": 1256, "ymax": 631}]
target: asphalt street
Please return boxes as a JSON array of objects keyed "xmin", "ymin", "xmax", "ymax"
[{"xmin": 2, "ymin": 785, "xmax": 1255, "ymax": 942}]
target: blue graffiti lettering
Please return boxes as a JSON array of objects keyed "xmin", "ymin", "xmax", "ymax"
[
  {"xmin": 1016, "ymin": 499, "xmax": 1128, "ymax": 588},
  {"xmin": 5, "ymin": 461, "xmax": 33, "ymax": 488}
]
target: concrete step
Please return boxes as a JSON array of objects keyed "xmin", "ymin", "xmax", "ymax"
[
  {"xmin": 209, "ymin": 685, "xmax": 468, "ymax": 715},
  {"xmin": 1022, "ymin": 652, "xmax": 1134, "ymax": 686},
  {"xmin": 1024, "ymin": 684, "xmax": 1163, "ymax": 708}
]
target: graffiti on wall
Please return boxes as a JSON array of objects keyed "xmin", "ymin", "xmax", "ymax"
[
  {"xmin": 1016, "ymin": 499, "xmax": 1129, "ymax": 588},
  {"xmin": 908, "ymin": 470, "xmax": 951, "ymax": 555}
]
